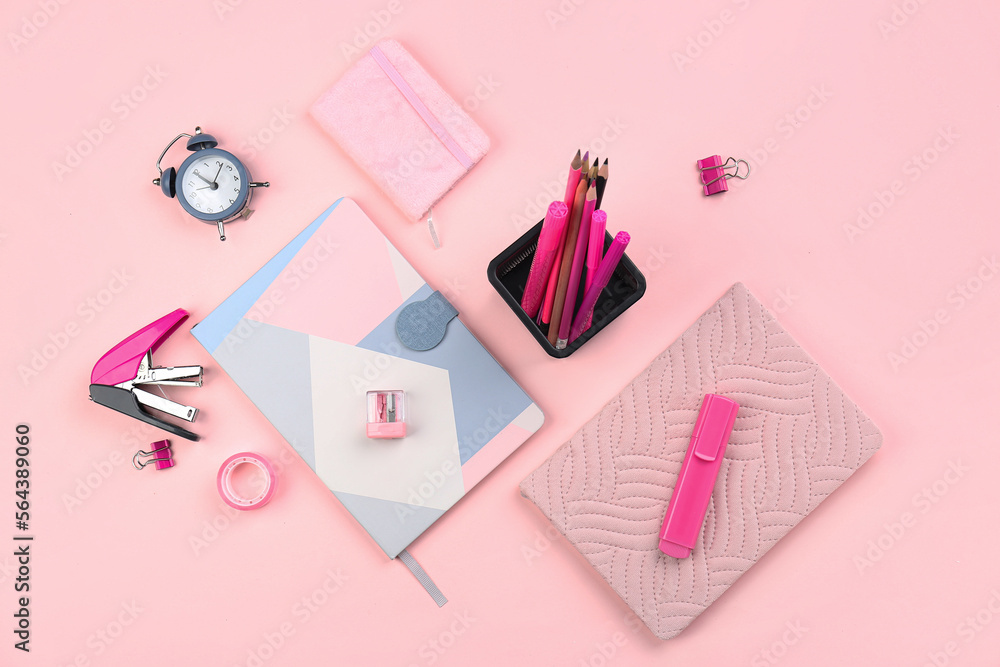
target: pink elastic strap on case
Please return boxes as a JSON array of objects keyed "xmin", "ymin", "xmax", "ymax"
[{"xmin": 369, "ymin": 45, "xmax": 473, "ymax": 170}]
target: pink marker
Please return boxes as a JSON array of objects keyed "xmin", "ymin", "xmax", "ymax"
[
  {"xmin": 521, "ymin": 201, "xmax": 569, "ymax": 318},
  {"xmin": 584, "ymin": 210, "xmax": 607, "ymax": 294},
  {"xmin": 658, "ymin": 394, "xmax": 740, "ymax": 558},
  {"xmin": 555, "ymin": 182, "xmax": 596, "ymax": 349},
  {"xmin": 568, "ymin": 231, "xmax": 629, "ymax": 343}
]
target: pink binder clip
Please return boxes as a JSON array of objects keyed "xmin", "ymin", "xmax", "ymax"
[
  {"xmin": 133, "ymin": 440, "xmax": 175, "ymax": 470},
  {"xmin": 697, "ymin": 156, "xmax": 750, "ymax": 195},
  {"xmin": 659, "ymin": 394, "xmax": 739, "ymax": 558}
]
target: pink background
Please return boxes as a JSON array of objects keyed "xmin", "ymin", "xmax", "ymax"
[{"xmin": 1, "ymin": 0, "xmax": 998, "ymax": 665}]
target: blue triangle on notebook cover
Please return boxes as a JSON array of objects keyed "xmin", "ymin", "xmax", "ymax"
[{"xmin": 191, "ymin": 198, "xmax": 343, "ymax": 354}]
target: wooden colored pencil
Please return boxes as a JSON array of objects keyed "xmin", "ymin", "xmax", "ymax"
[
  {"xmin": 541, "ymin": 149, "xmax": 584, "ymax": 324},
  {"xmin": 556, "ymin": 179, "xmax": 597, "ymax": 348},
  {"xmin": 563, "ymin": 149, "xmax": 583, "ymax": 205}
]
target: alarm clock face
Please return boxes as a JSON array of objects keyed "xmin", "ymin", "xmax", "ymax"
[{"xmin": 176, "ymin": 149, "xmax": 250, "ymax": 222}]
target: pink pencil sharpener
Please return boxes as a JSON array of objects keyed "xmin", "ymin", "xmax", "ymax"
[{"xmin": 366, "ymin": 390, "xmax": 406, "ymax": 439}]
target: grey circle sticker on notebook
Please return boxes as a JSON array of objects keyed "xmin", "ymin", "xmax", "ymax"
[{"xmin": 395, "ymin": 291, "xmax": 459, "ymax": 351}]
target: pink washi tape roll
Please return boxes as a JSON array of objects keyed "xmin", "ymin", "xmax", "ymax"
[{"xmin": 217, "ymin": 452, "xmax": 276, "ymax": 510}]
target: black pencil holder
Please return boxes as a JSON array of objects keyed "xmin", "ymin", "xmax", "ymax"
[{"xmin": 487, "ymin": 220, "xmax": 646, "ymax": 358}]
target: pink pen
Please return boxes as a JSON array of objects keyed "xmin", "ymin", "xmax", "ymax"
[
  {"xmin": 538, "ymin": 228, "xmax": 565, "ymax": 325},
  {"xmin": 568, "ymin": 231, "xmax": 629, "ymax": 343},
  {"xmin": 658, "ymin": 394, "xmax": 740, "ymax": 558},
  {"xmin": 585, "ymin": 209, "xmax": 607, "ymax": 294},
  {"xmin": 555, "ymin": 181, "xmax": 596, "ymax": 349},
  {"xmin": 521, "ymin": 201, "xmax": 569, "ymax": 318}
]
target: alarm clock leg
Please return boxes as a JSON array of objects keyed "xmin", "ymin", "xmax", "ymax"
[{"xmin": 217, "ymin": 221, "xmax": 226, "ymax": 242}]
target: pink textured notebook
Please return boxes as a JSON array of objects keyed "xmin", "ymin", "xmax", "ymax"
[
  {"xmin": 311, "ymin": 39, "xmax": 489, "ymax": 221},
  {"xmin": 520, "ymin": 283, "xmax": 883, "ymax": 639}
]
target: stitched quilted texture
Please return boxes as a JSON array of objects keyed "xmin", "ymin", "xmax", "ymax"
[{"xmin": 520, "ymin": 283, "xmax": 882, "ymax": 639}]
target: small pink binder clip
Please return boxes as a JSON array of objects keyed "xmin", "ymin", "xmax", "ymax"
[
  {"xmin": 659, "ymin": 394, "xmax": 739, "ymax": 558},
  {"xmin": 697, "ymin": 156, "xmax": 750, "ymax": 195},
  {"xmin": 133, "ymin": 440, "xmax": 175, "ymax": 470}
]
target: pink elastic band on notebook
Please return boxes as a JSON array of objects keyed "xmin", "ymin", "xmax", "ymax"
[{"xmin": 369, "ymin": 45, "xmax": 474, "ymax": 170}]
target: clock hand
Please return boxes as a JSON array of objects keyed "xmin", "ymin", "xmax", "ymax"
[
  {"xmin": 194, "ymin": 172, "xmax": 213, "ymax": 186},
  {"xmin": 212, "ymin": 164, "xmax": 223, "ymax": 186}
]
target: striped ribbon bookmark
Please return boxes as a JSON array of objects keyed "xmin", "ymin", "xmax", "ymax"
[
  {"xmin": 427, "ymin": 210, "xmax": 441, "ymax": 249},
  {"xmin": 398, "ymin": 549, "xmax": 448, "ymax": 607}
]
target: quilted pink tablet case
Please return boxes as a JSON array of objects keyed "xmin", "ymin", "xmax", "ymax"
[
  {"xmin": 520, "ymin": 283, "xmax": 883, "ymax": 639},
  {"xmin": 311, "ymin": 39, "xmax": 489, "ymax": 221}
]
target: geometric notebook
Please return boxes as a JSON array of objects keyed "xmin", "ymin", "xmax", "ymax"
[
  {"xmin": 192, "ymin": 198, "xmax": 543, "ymax": 558},
  {"xmin": 520, "ymin": 283, "xmax": 882, "ymax": 639}
]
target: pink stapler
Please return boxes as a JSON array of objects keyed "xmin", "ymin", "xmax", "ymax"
[
  {"xmin": 659, "ymin": 394, "xmax": 739, "ymax": 558},
  {"xmin": 89, "ymin": 309, "xmax": 203, "ymax": 441}
]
